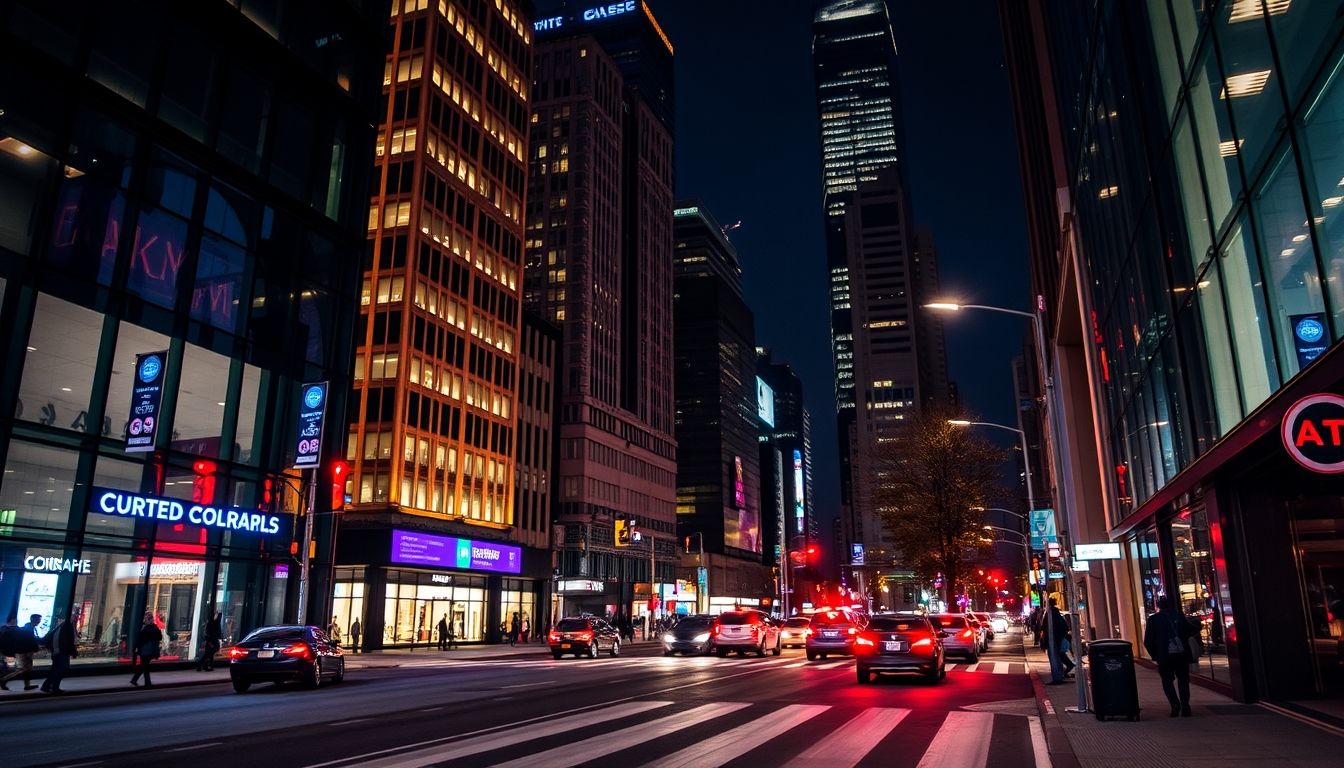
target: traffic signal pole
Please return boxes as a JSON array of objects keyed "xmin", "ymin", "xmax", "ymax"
[{"xmin": 298, "ymin": 469, "xmax": 315, "ymax": 625}]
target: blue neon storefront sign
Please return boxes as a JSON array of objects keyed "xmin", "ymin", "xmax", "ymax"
[
  {"xmin": 91, "ymin": 487, "xmax": 286, "ymax": 536},
  {"xmin": 535, "ymin": 1, "xmax": 637, "ymax": 31}
]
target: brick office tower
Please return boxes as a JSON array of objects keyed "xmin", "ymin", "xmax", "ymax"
[
  {"xmin": 527, "ymin": 3, "xmax": 678, "ymax": 621},
  {"xmin": 336, "ymin": 0, "xmax": 546, "ymax": 649}
]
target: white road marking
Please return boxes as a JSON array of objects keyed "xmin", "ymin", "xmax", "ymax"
[
  {"xmin": 640, "ymin": 704, "xmax": 830, "ymax": 768},
  {"xmin": 817, "ymin": 661, "xmax": 848, "ymax": 670},
  {"xmin": 1028, "ymin": 715, "xmax": 1052, "ymax": 768},
  {"xmin": 915, "ymin": 711, "xmax": 995, "ymax": 768},
  {"xmin": 165, "ymin": 743, "xmax": 223, "ymax": 752},
  {"xmin": 993, "ymin": 662, "xmax": 1009, "ymax": 674},
  {"xmin": 781, "ymin": 708, "xmax": 910, "ymax": 768}
]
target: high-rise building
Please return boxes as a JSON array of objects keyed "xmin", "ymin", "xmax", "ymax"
[
  {"xmin": 1000, "ymin": 0, "xmax": 1344, "ymax": 708},
  {"xmin": 528, "ymin": 3, "xmax": 677, "ymax": 620},
  {"xmin": 514, "ymin": 310, "xmax": 561, "ymax": 555},
  {"xmin": 671, "ymin": 201, "xmax": 772, "ymax": 609},
  {"xmin": 335, "ymin": 0, "xmax": 543, "ymax": 648},
  {"xmin": 0, "ymin": 0, "xmax": 385, "ymax": 664},
  {"xmin": 757, "ymin": 348, "xmax": 817, "ymax": 609},
  {"xmin": 812, "ymin": 1, "xmax": 949, "ymax": 587}
]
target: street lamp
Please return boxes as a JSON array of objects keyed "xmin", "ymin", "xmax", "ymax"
[{"xmin": 948, "ymin": 420, "xmax": 1038, "ymax": 513}]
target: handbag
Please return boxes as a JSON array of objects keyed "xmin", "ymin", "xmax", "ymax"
[{"xmin": 1165, "ymin": 614, "xmax": 1189, "ymax": 661}]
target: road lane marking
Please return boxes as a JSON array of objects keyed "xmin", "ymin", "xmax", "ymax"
[
  {"xmin": 818, "ymin": 661, "xmax": 848, "ymax": 669},
  {"xmin": 418, "ymin": 707, "xmax": 443, "ymax": 712},
  {"xmin": 165, "ymin": 743, "xmax": 223, "ymax": 752},
  {"xmin": 993, "ymin": 662, "xmax": 1009, "ymax": 674},
  {"xmin": 1027, "ymin": 715, "xmax": 1052, "ymax": 768},
  {"xmin": 945, "ymin": 663, "xmax": 957, "ymax": 671},
  {"xmin": 641, "ymin": 704, "xmax": 830, "ymax": 768},
  {"xmin": 781, "ymin": 707, "xmax": 910, "ymax": 768},
  {"xmin": 965, "ymin": 663, "xmax": 979, "ymax": 672},
  {"xmin": 329, "ymin": 719, "xmax": 372, "ymax": 726},
  {"xmin": 783, "ymin": 662, "xmax": 807, "ymax": 668},
  {"xmin": 915, "ymin": 711, "xmax": 994, "ymax": 768},
  {"xmin": 497, "ymin": 680, "xmax": 554, "ymax": 689},
  {"xmin": 488, "ymin": 702, "xmax": 751, "ymax": 768}
]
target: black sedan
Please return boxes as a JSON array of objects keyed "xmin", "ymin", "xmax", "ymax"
[
  {"xmin": 225, "ymin": 625, "xmax": 345, "ymax": 693},
  {"xmin": 660, "ymin": 615, "xmax": 715, "ymax": 655},
  {"xmin": 547, "ymin": 616, "xmax": 621, "ymax": 658}
]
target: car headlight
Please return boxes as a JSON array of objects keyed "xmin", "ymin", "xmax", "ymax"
[
  {"xmin": 663, "ymin": 633, "xmax": 677, "ymax": 643},
  {"xmin": 693, "ymin": 633, "xmax": 710, "ymax": 643}
]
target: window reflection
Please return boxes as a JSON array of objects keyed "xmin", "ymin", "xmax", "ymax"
[
  {"xmin": 1218, "ymin": 213, "xmax": 1279, "ymax": 411},
  {"xmin": 1169, "ymin": 506, "xmax": 1231, "ymax": 685},
  {"xmin": 170, "ymin": 343, "xmax": 231, "ymax": 459},
  {"xmin": 19, "ymin": 294, "xmax": 104, "ymax": 433}
]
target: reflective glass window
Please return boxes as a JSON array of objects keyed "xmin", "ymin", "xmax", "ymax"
[
  {"xmin": 1217, "ymin": 212, "xmax": 1279, "ymax": 411},
  {"xmin": 170, "ymin": 343, "xmax": 232, "ymax": 459},
  {"xmin": 1188, "ymin": 46, "xmax": 1244, "ymax": 232},
  {"xmin": 125, "ymin": 205, "xmax": 189, "ymax": 311},
  {"xmin": 0, "ymin": 441, "xmax": 80, "ymax": 534},
  {"xmin": 1169, "ymin": 506, "xmax": 1231, "ymax": 685},
  {"xmin": 235, "ymin": 363, "xmax": 266, "ymax": 466},
  {"xmin": 216, "ymin": 64, "xmax": 269, "ymax": 174},
  {"xmin": 192, "ymin": 234, "xmax": 248, "ymax": 333},
  {"xmin": 1212, "ymin": 2, "xmax": 1286, "ymax": 176},
  {"xmin": 158, "ymin": 29, "xmax": 216, "ymax": 142},
  {"xmin": 0, "ymin": 134, "xmax": 59, "ymax": 256},
  {"xmin": 1298, "ymin": 56, "xmax": 1344, "ymax": 336},
  {"xmin": 1263, "ymin": 0, "xmax": 1344, "ymax": 103},
  {"xmin": 45, "ymin": 175, "xmax": 125, "ymax": 286},
  {"xmin": 18, "ymin": 294, "xmax": 104, "ymax": 432},
  {"xmin": 86, "ymin": 0, "xmax": 163, "ymax": 108}
]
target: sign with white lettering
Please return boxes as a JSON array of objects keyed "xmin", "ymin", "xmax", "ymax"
[
  {"xmin": 125, "ymin": 351, "xmax": 168, "ymax": 453},
  {"xmin": 294, "ymin": 381, "xmax": 328, "ymax": 469},
  {"xmin": 582, "ymin": 1, "xmax": 635, "ymax": 22},
  {"xmin": 1290, "ymin": 313, "xmax": 1331, "ymax": 370},
  {"xmin": 1283, "ymin": 393, "xmax": 1344, "ymax": 473},
  {"xmin": 1074, "ymin": 542, "xmax": 1122, "ymax": 561},
  {"xmin": 90, "ymin": 487, "xmax": 287, "ymax": 536},
  {"xmin": 558, "ymin": 579, "xmax": 605, "ymax": 593},
  {"xmin": 24, "ymin": 555, "xmax": 93, "ymax": 574},
  {"xmin": 390, "ymin": 529, "xmax": 521, "ymax": 574}
]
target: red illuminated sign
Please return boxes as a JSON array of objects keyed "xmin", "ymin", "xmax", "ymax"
[{"xmin": 1282, "ymin": 393, "xmax": 1344, "ymax": 473}]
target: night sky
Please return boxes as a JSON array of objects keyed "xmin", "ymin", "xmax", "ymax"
[{"xmin": 644, "ymin": 1, "xmax": 1033, "ymax": 541}]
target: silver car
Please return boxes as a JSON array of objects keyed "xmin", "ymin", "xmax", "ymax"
[{"xmin": 927, "ymin": 613, "xmax": 980, "ymax": 662}]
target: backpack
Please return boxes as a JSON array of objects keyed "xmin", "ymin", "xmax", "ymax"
[{"xmin": 0, "ymin": 625, "xmax": 16, "ymax": 656}]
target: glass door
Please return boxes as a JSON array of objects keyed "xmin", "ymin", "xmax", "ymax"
[{"xmin": 1289, "ymin": 495, "xmax": 1344, "ymax": 698}]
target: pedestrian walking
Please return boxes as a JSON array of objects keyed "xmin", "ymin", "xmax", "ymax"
[
  {"xmin": 521, "ymin": 615, "xmax": 530, "ymax": 644},
  {"xmin": 0, "ymin": 614, "xmax": 42, "ymax": 691},
  {"xmin": 349, "ymin": 617, "xmax": 361, "ymax": 653},
  {"xmin": 197, "ymin": 611, "xmax": 222, "ymax": 671},
  {"xmin": 1144, "ymin": 595, "xmax": 1198, "ymax": 717},
  {"xmin": 509, "ymin": 612, "xmax": 521, "ymax": 646},
  {"xmin": 40, "ymin": 611, "xmax": 77, "ymax": 694},
  {"xmin": 437, "ymin": 615, "xmax": 450, "ymax": 651},
  {"xmin": 130, "ymin": 612, "xmax": 162, "ymax": 687},
  {"xmin": 327, "ymin": 616, "xmax": 343, "ymax": 648},
  {"xmin": 1044, "ymin": 598, "xmax": 1074, "ymax": 685}
]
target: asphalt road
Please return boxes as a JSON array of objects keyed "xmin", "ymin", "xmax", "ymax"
[{"xmin": 16, "ymin": 629, "xmax": 1044, "ymax": 768}]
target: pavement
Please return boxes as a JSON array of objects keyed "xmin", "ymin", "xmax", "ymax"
[
  {"xmin": 1023, "ymin": 639, "xmax": 1344, "ymax": 768},
  {"xmin": 0, "ymin": 639, "xmax": 575, "ymax": 702}
]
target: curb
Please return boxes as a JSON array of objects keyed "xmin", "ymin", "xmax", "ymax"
[
  {"xmin": 0, "ymin": 675, "xmax": 228, "ymax": 705},
  {"xmin": 1030, "ymin": 671, "xmax": 1082, "ymax": 768}
]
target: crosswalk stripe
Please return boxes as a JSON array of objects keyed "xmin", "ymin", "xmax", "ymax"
[
  {"xmin": 488, "ymin": 702, "xmax": 750, "ymax": 768},
  {"xmin": 355, "ymin": 701, "xmax": 673, "ymax": 768},
  {"xmin": 945, "ymin": 663, "xmax": 956, "ymax": 671},
  {"xmin": 818, "ymin": 661, "xmax": 848, "ymax": 669},
  {"xmin": 641, "ymin": 704, "xmax": 831, "ymax": 768},
  {"xmin": 783, "ymin": 661, "xmax": 807, "ymax": 668},
  {"xmin": 965, "ymin": 663, "xmax": 979, "ymax": 672},
  {"xmin": 915, "ymin": 711, "xmax": 995, "ymax": 768},
  {"xmin": 993, "ymin": 662, "xmax": 1008, "ymax": 674},
  {"xmin": 781, "ymin": 707, "xmax": 910, "ymax": 768}
]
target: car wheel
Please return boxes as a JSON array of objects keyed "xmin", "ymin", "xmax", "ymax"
[
  {"xmin": 772, "ymin": 640, "xmax": 782, "ymax": 656},
  {"xmin": 309, "ymin": 659, "xmax": 323, "ymax": 688},
  {"xmin": 715, "ymin": 648, "xmax": 728, "ymax": 658},
  {"xmin": 588, "ymin": 643, "xmax": 599, "ymax": 659},
  {"xmin": 610, "ymin": 641, "xmax": 621, "ymax": 657},
  {"xmin": 332, "ymin": 660, "xmax": 345, "ymax": 683},
  {"xmin": 940, "ymin": 664, "xmax": 947, "ymax": 679},
  {"xmin": 757, "ymin": 640, "xmax": 767, "ymax": 658},
  {"xmin": 967, "ymin": 653, "xmax": 979, "ymax": 664},
  {"xmin": 552, "ymin": 651, "xmax": 564, "ymax": 660},
  {"xmin": 857, "ymin": 668, "xmax": 871, "ymax": 684},
  {"xmin": 231, "ymin": 679, "xmax": 251, "ymax": 693},
  {"xmin": 820, "ymin": 654, "xmax": 827, "ymax": 660},
  {"xmin": 806, "ymin": 651, "xmax": 816, "ymax": 661},
  {"xmin": 924, "ymin": 668, "xmax": 941, "ymax": 684}
]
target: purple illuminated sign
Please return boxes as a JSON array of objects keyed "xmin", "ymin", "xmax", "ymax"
[{"xmin": 391, "ymin": 529, "xmax": 521, "ymax": 574}]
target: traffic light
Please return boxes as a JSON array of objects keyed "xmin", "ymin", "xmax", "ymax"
[
  {"xmin": 192, "ymin": 460, "xmax": 217, "ymax": 504},
  {"xmin": 261, "ymin": 478, "xmax": 274, "ymax": 511},
  {"xmin": 615, "ymin": 519, "xmax": 631, "ymax": 547},
  {"xmin": 330, "ymin": 461, "xmax": 348, "ymax": 511}
]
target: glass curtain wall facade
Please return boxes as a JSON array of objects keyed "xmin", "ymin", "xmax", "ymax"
[
  {"xmin": 0, "ymin": 0, "xmax": 384, "ymax": 666},
  {"xmin": 1036, "ymin": 0, "xmax": 1344, "ymax": 704}
]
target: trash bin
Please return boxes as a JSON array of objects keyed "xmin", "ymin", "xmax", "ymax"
[{"xmin": 1088, "ymin": 639, "xmax": 1140, "ymax": 721}]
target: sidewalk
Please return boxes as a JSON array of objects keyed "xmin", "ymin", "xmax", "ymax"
[{"xmin": 1024, "ymin": 643, "xmax": 1344, "ymax": 767}]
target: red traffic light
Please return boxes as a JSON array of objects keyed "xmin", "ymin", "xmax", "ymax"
[
  {"xmin": 330, "ymin": 462, "xmax": 348, "ymax": 511},
  {"xmin": 192, "ymin": 459, "xmax": 217, "ymax": 504}
]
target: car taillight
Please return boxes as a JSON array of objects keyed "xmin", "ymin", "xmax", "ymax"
[
  {"xmin": 713, "ymin": 625, "xmax": 721, "ymax": 636},
  {"xmin": 577, "ymin": 631, "xmax": 594, "ymax": 642},
  {"xmin": 847, "ymin": 627, "xmax": 858, "ymax": 635},
  {"xmin": 547, "ymin": 631, "xmax": 561, "ymax": 643},
  {"xmin": 281, "ymin": 642, "xmax": 313, "ymax": 661},
  {"xmin": 960, "ymin": 629, "xmax": 975, "ymax": 639},
  {"xmin": 804, "ymin": 628, "xmax": 812, "ymax": 636},
  {"xmin": 226, "ymin": 646, "xmax": 249, "ymax": 660},
  {"xmin": 855, "ymin": 635, "xmax": 875, "ymax": 647},
  {"xmin": 912, "ymin": 637, "xmax": 933, "ymax": 647}
]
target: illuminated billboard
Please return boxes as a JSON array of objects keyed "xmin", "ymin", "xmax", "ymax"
[
  {"xmin": 756, "ymin": 377, "xmax": 775, "ymax": 427},
  {"xmin": 793, "ymin": 450, "xmax": 805, "ymax": 533}
]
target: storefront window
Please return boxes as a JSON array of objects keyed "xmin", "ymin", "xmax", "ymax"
[
  {"xmin": 332, "ymin": 568, "xmax": 365, "ymax": 648},
  {"xmin": 1289, "ymin": 495, "xmax": 1344, "ymax": 697},
  {"xmin": 500, "ymin": 579, "xmax": 536, "ymax": 641},
  {"xmin": 1217, "ymin": 213, "xmax": 1279, "ymax": 412},
  {"xmin": 1130, "ymin": 526, "xmax": 1162, "ymax": 659},
  {"xmin": 171, "ymin": 342, "xmax": 232, "ymax": 459},
  {"xmin": 18, "ymin": 294, "xmax": 105, "ymax": 434},
  {"xmin": 1169, "ymin": 506, "xmax": 1231, "ymax": 685},
  {"xmin": 0, "ymin": 440, "xmax": 80, "ymax": 536},
  {"xmin": 383, "ymin": 570, "xmax": 486, "ymax": 645}
]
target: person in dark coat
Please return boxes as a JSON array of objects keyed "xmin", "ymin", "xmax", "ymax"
[
  {"xmin": 40, "ymin": 611, "xmax": 78, "ymax": 694},
  {"xmin": 0, "ymin": 614, "xmax": 42, "ymax": 691},
  {"xmin": 350, "ymin": 617, "xmax": 361, "ymax": 654},
  {"xmin": 509, "ymin": 612, "xmax": 521, "ymax": 646},
  {"xmin": 130, "ymin": 613, "xmax": 162, "ymax": 688},
  {"xmin": 1144, "ymin": 595, "xmax": 1197, "ymax": 717},
  {"xmin": 437, "ymin": 615, "xmax": 450, "ymax": 651},
  {"xmin": 1044, "ymin": 598, "xmax": 1074, "ymax": 684},
  {"xmin": 197, "ymin": 612, "xmax": 222, "ymax": 671}
]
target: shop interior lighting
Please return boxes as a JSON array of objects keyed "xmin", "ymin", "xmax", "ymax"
[
  {"xmin": 1228, "ymin": 0, "xmax": 1291, "ymax": 23},
  {"xmin": 1324, "ymin": 196, "xmax": 1344, "ymax": 208},
  {"xmin": 1294, "ymin": 234, "xmax": 1309, "ymax": 242},
  {"xmin": 1219, "ymin": 139, "xmax": 1243, "ymax": 157},
  {"xmin": 1098, "ymin": 185, "xmax": 1119, "ymax": 199},
  {"xmin": 1282, "ymin": 248, "xmax": 1297, "ymax": 256},
  {"xmin": 1222, "ymin": 70, "xmax": 1273, "ymax": 98},
  {"xmin": 0, "ymin": 137, "xmax": 37, "ymax": 158}
]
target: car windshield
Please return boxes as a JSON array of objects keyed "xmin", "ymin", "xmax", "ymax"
[
  {"xmin": 243, "ymin": 627, "xmax": 306, "ymax": 644},
  {"xmin": 675, "ymin": 617, "xmax": 712, "ymax": 630},
  {"xmin": 555, "ymin": 619, "xmax": 590, "ymax": 631},
  {"xmin": 717, "ymin": 613, "xmax": 753, "ymax": 625},
  {"xmin": 810, "ymin": 612, "xmax": 851, "ymax": 627},
  {"xmin": 784, "ymin": 617, "xmax": 811, "ymax": 628},
  {"xmin": 928, "ymin": 615, "xmax": 968, "ymax": 629},
  {"xmin": 869, "ymin": 618, "xmax": 927, "ymax": 632}
]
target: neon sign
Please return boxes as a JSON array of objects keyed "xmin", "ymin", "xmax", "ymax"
[
  {"xmin": 793, "ymin": 450, "xmax": 805, "ymax": 533},
  {"xmin": 91, "ymin": 487, "xmax": 286, "ymax": 536},
  {"xmin": 583, "ymin": 1, "xmax": 635, "ymax": 21}
]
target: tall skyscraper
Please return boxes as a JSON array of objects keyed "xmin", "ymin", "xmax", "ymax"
[
  {"xmin": 813, "ymin": 1, "xmax": 948, "ymax": 578},
  {"xmin": 757, "ymin": 348, "xmax": 817, "ymax": 607},
  {"xmin": 528, "ymin": 3, "xmax": 677, "ymax": 620},
  {"xmin": 0, "ymin": 0, "xmax": 385, "ymax": 661},
  {"xmin": 336, "ymin": 0, "xmax": 544, "ymax": 648},
  {"xmin": 672, "ymin": 201, "xmax": 772, "ymax": 605}
]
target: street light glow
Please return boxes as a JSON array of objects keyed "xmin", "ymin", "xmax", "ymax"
[
  {"xmin": 925, "ymin": 302, "xmax": 963, "ymax": 311},
  {"xmin": 947, "ymin": 419, "xmax": 972, "ymax": 426}
]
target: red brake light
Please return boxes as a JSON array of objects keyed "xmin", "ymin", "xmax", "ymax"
[
  {"xmin": 547, "ymin": 631, "xmax": 561, "ymax": 643},
  {"xmin": 960, "ymin": 629, "xmax": 975, "ymax": 639},
  {"xmin": 577, "ymin": 631, "xmax": 594, "ymax": 642},
  {"xmin": 713, "ymin": 624, "xmax": 721, "ymax": 636},
  {"xmin": 281, "ymin": 642, "xmax": 313, "ymax": 660},
  {"xmin": 226, "ymin": 646, "xmax": 249, "ymax": 660},
  {"xmin": 847, "ymin": 627, "xmax": 858, "ymax": 635},
  {"xmin": 913, "ymin": 638, "xmax": 933, "ymax": 647},
  {"xmin": 855, "ymin": 636, "xmax": 875, "ymax": 647}
]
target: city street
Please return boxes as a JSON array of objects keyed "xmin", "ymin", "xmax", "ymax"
[{"xmin": 10, "ymin": 633, "xmax": 1043, "ymax": 768}]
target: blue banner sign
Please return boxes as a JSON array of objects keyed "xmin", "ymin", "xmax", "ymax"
[
  {"xmin": 125, "ymin": 351, "xmax": 168, "ymax": 453},
  {"xmin": 294, "ymin": 381, "xmax": 328, "ymax": 469},
  {"xmin": 1029, "ymin": 508, "xmax": 1057, "ymax": 550},
  {"xmin": 1290, "ymin": 312, "xmax": 1330, "ymax": 370},
  {"xmin": 91, "ymin": 487, "xmax": 286, "ymax": 536}
]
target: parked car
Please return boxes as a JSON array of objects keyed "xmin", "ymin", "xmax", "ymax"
[
  {"xmin": 548, "ymin": 616, "xmax": 621, "ymax": 659},
  {"xmin": 225, "ymin": 625, "xmax": 345, "ymax": 693},
  {"xmin": 806, "ymin": 609, "xmax": 860, "ymax": 660},
  {"xmin": 711, "ymin": 610, "xmax": 782, "ymax": 657},
  {"xmin": 965, "ymin": 615, "xmax": 989, "ymax": 651},
  {"xmin": 971, "ymin": 611, "xmax": 996, "ymax": 640},
  {"xmin": 855, "ymin": 613, "xmax": 944, "ymax": 684},
  {"xmin": 661, "ymin": 615, "xmax": 716, "ymax": 656},
  {"xmin": 780, "ymin": 616, "xmax": 812, "ymax": 648},
  {"xmin": 926, "ymin": 613, "xmax": 979, "ymax": 662}
]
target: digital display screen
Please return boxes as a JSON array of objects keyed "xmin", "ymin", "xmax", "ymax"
[{"xmin": 391, "ymin": 529, "xmax": 522, "ymax": 574}]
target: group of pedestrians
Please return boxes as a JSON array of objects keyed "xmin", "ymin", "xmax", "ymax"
[{"xmin": 0, "ymin": 611, "xmax": 77, "ymax": 694}]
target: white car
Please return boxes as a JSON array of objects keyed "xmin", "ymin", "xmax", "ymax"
[{"xmin": 991, "ymin": 615, "xmax": 1010, "ymax": 634}]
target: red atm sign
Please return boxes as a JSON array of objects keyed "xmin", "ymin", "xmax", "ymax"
[{"xmin": 1283, "ymin": 394, "xmax": 1344, "ymax": 473}]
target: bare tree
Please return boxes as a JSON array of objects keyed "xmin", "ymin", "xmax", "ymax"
[{"xmin": 869, "ymin": 403, "xmax": 1007, "ymax": 606}]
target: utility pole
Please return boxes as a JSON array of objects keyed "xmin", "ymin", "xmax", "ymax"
[{"xmin": 297, "ymin": 471, "xmax": 315, "ymax": 625}]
